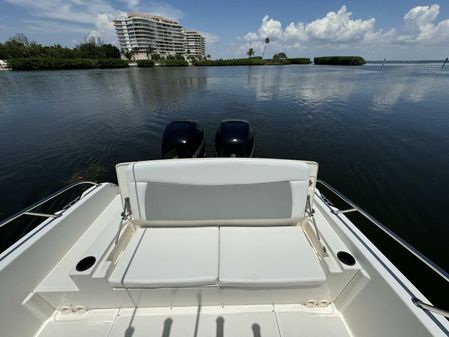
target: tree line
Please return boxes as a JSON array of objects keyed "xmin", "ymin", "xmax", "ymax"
[{"xmin": 0, "ymin": 34, "xmax": 121, "ymax": 60}]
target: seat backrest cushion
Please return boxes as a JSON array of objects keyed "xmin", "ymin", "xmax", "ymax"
[{"xmin": 126, "ymin": 158, "xmax": 312, "ymax": 225}]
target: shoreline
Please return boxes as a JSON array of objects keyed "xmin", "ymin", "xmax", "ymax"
[{"xmin": 2, "ymin": 60, "xmax": 446, "ymax": 72}]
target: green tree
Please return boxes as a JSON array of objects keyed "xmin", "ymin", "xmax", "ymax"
[
  {"xmin": 1, "ymin": 34, "xmax": 119, "ymax": 60},
  {"xmin": 0, "ymin": 43, "xmax": 6, "ymax": 59},
  {"xmin": 76, "ymin": 38, "xmax": 98, "ymax": 58},
  {"xmin": 2, "ymin": 39, "xmax": 28, "ymax": 58},
  {"xmin": 9, "ymin": 33, "xmax": 30, "ymax": 46},
  {"xmin": 247, "ymin": 48, "xmax": 255, "ymax": 58},
  {"xmin": 175, "ymin": 53, "xmax": 185, "ymax": 60},
  {"xmin": 123, "ymin": 49, "xmax": 132, "ymax": 61},
  {"xmin": 131, "ymin": 47, "xmax": 139, "ymax": 61},
  {"xmin": 272, "ymin": 52, "xmax": 289, "ymax": 64},
  {"xmin": 99, "ymin": 44, "xmax": 120, "ymax": 58},
  {"xmin": 145, "ymin": 45, "xmax": 154, "ymax": 60},
  {"xmin": 273, "ymin": 52, "xmax": 287, "ymax": 60}
]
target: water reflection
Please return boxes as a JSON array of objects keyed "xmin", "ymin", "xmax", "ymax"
[
  {"xmin": 370, "ymin": 65, "xmax": 445, "ymax": 111},
  {"xmin": 245, "ymin": 66, "xmax": 362, "ymax": 105},
  {"xmin": 371, "ymin": 81, "xmax": 408, "ymax": 111}
]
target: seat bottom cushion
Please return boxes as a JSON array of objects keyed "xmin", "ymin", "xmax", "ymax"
[
  {"xmin": 109, "ymin": 227, "xmax": 219, "ymax": 288},
  {"xmin": 219, "ymin": 227, "xmax": 326, "ymax": 287}
]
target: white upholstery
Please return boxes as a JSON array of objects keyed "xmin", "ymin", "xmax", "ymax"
[
  {"xmin": 109, "ymin": 226, "xmax": 325, "ymax": 290},
  {"xmin": 133, "ymin": 218, "xmax": 300, "ymax": 227},
  {"xmin": 125, "ymin": 158, "xmax": 313, "ymax": 224},
  {"xmin": 290, "ymin": 181, "xmax": 309, "ymax": 218},
  {"xmin": 219, "ymin": 227, "xmax": 326, "ymax": 287},
  {"xmin": 130, "ymin": 158, "xmax": 311, "ymax": 185},
  {"xmin": 142, "ymin": 181, "xmax": 292, "ymax": 220},
  {"xmin": 109, "ymin": 227, "xmax": 219, "ymax": 288}
]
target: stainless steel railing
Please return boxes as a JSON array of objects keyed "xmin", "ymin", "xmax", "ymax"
[
  {"xmin": 316, "ymin": 179, "xmax": 449, "ymax": 318},
  {"xmin": 0, "ymin": 181, "xmax": 99, "ymax": 230}
]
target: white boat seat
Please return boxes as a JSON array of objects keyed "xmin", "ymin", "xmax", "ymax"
[
  {"xmin": 109, "ymin": 227, "xmax": 219, "ymax": 288},
  {"xmin": 109, "ymin": 226, "xmax": 325, "ymax": 290},
  {"xmin": 124, "ymin": 159, "xmax": 312, "ymax": 226},
  {"xmin": 219, "ymin": 227, "xmax": 326, "ymax": 287}
]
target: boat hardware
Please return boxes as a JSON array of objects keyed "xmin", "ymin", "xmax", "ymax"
[
  {"xmin": 305, "ymin": 195, "xmax": 326, "ymax": 254},
  {"xmin": 316, "ymin": 179, "xmax": 449, "ymax": 318},
  {"xmin": 412, "ymin": 298, "xmax": 449, "ymax": 318},
  {"xmin": 23, "ymin": 212, "xmax": 60, "ymax": 219},
  {"xmin": 114, "ymin": 197, "xmax": 132, "ymax": 245},
  {"xmin": 0, "ymin": 181, "xmax": 99, "ymax": 230},
  {"xmin": 331, "ymin": 208, "xmax": 358, "ymax": 214}
]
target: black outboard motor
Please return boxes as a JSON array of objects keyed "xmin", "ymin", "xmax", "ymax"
[
  {"xmin": 215, "ymin": 120, "xmax": 254, "ymax": 157},
  {"xmin": 162, "ymin": 121, "xmax": 205, "ymax": 158}
]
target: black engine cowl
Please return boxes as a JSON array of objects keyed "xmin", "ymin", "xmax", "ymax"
[
  {"xmin": 215, "ymin": 120, "xmax": 254, "ymax": 157},
  {"xmin": 161, "ymin": 120, "xmax": 205, "ymax": 159}
]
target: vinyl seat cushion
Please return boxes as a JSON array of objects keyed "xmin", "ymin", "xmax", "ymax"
[
  {"xmin": 109, "ymin": 227, "xmax": 219, "ymax": 288},
  {"xmin": 219, "ymin": 227, "xmax": 326, "ymax": 287}
]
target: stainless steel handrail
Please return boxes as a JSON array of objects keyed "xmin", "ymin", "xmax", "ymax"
[
  {"xmin": 316, "ymin": 179, "xmax": 449, "ymax": 318},
  {"xmin": 316, "ymin": 179, "xmax": 449, "ymax": 283},
  {"xmin": 0, "ymin": 181, "xmax": 99, "ymax": 229},
  {"xmin": 413, "ymin": 298, "xmax": 449, "ymax": 318}
]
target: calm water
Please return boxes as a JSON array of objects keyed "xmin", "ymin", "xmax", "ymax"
[{"xmin": 0, "ymin": 64, "xmax": 448, "ymax": 306}]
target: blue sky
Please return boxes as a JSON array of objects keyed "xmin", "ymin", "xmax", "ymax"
[{"xmin": 1, "ymin": 0, "xmax": 448, "ymax": 59}]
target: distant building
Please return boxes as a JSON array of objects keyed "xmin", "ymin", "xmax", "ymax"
[
  {"xmin": 113, "ymin": 12, "xmax": 206, "ymax": 61},
  {"xmin": 0, "ymin": 60, "xmax": 9, "ymax": 70},
  {"xmin": 185, "ymin": 30, "xmax": 206, "ymax": 59},
  {"xmin": 113, "ymin": 12, "xmax": 185, "ymax": 59}
]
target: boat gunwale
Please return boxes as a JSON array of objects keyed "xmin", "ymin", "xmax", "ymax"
[
  {"xmin": 314, "ymin": 183, "xmax": 449, "ymax": 335},
  {"xmin": 0, "ymin": 181, "xmax": 101, "ymax": 263}
]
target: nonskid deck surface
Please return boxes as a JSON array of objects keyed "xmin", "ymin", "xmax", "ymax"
[{"xmin": 37, "ymin": 305, "xmax": 352, "ymax": 337}]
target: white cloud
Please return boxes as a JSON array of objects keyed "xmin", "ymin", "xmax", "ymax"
[
  {"xmin": 5, "ymin": 0, "xmax": 116, "ymax": 25},
  {"xmin": 199, "ymin": 31, "xmax": 219, "ymax": 45},
  {"xmin": 304, "ymin": 6, "xmax": 375, "ymax": 43},
  {"xmin": 4, "ymin": 0, "xmax": 184, "ymax": 45},
  {"xmin": 88, "ymin": 12, "xmax": 124, "ymax": 44},
  {"xmin": 238, "ymin": 4, "xmax": 449, "ymax": 59},
  {"xmin": 284, "ymin": 22, "xmax": 307, "ymax": 42},
  {"xmin": 244, "ymin": 32, "xmax": 259, "ymax": 41},
  {"xmin": 404, "ymin": 4, "xmax": 440, "ymax": 29},
  {"xmin": 400, "ymin": 4, "xmax": 449, "ymax": 44},
  {"xmin": 258, "ymin": 15, "xmax": 283, "ymax": 40},
  {"xmin": 240, "ymin": 6, "xmax": 377, "ymax": 51}
]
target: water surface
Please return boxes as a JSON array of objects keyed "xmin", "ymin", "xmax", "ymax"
[{"xmin": 1, "ymin": 64, "xmax": 448, "ymax": 306}]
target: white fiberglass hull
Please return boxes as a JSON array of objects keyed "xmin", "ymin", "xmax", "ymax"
[{"xmin": 0, "ymin": 158, "xmax": 447, "ymax": 337}]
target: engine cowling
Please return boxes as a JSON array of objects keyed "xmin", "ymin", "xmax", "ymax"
[
  {"xmin": 161, "ymin": 121, "xmax": 205, "ymax": 159},
  {"xmin": 215, "ymin": 120, "xmax": 254, "ymax": 157}
]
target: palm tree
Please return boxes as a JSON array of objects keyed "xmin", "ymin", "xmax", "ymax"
[
  {"xmin": 247, "ymin": 48, "xmax": 255, "ymax": 58},
  {"xmin": 207, "ymin": 54, "xmax": 211, "ymax": 59},
  {"xmin": 131, "ymin": 47, "xmax": 139, "ymax": 61},
  {"xmin": 262, "ymin": 37, "xmax": 270, "ymax": 59},
  {"xmin": 123, "ymin": 49, "xmax": 132, "ymax": 61},
  {"xmin": 145, "ymin": 45, "xmax": 154, "ymax": 60}
]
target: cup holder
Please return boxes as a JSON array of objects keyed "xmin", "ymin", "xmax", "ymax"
[
  {"xmin": 337, "ymin": 251, "xmax": 356, "ymax": 266},
  {"xmin": 76, "ymin": 256, "xmax": 96, "ymax": 272}
]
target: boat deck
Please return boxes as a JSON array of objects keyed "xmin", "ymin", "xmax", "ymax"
[{"xmin": 37, "ymin": 304, "xmax": 353, "ymax": 337}]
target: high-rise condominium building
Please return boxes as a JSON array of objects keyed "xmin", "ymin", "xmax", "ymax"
[
  {"xmin": 113, "ymin": 12, "xmax": 186, "ymax": 59},
  {"xmin": 185, "ymin": 30, "xmax": 206, "ymax": 58},
  {"xmin": 114, "ymin": 12, "xmax": 186, "ymax": 58}
]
